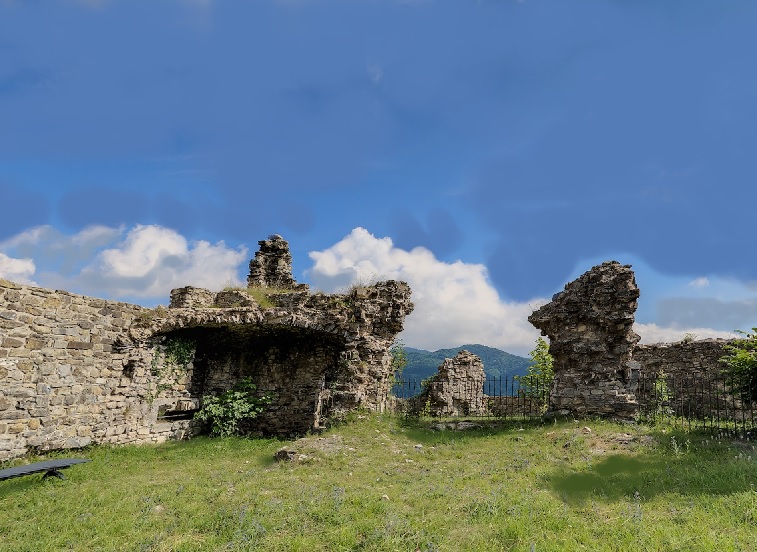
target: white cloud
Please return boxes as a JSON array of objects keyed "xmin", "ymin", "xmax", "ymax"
[
  {"xmin": 688, "ymin": 276, "xmax": 710, "ymax": 288},
  {"xmin": 0, "ymin": 253, "xmax": 35, "ymax": 284},
  {"xmin": 634, "ymin": 323, "xmax": 737, "ymax": 345},
  {"xmin": 308, "ymin": 227, "xmax": 545, "ymax": 356},
  {"xmin": 78, "ymin": 225, "xmax": 247, "ymax": 299},
  {"xmin": 0, "ymin": 224, "xmax": 248, "ymax": 303}
]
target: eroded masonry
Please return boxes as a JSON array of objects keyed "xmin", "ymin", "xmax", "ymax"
[
  {"xmin": 530, "ymin": 260, "xmax": 752, "ymax": 420},
  {"xmin": 0, "ymin": 235, "xmax": 413, "ymax": 460}
]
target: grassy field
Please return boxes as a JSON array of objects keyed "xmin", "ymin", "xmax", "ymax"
[{"xmin": 1, "ymin": 415, "xmax": 755, "ymax": 551}]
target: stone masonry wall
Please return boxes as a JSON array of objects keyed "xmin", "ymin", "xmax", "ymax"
[
  {"xmin": 1, "ymin": 236, "xmax": 413, "ymax": 459},
  {"xmin": 633, "ymin": 339, "xmax": 755, "ymax": 419},
  {"xmin": 529, "ymin": 259, "xmax": 753, "ymax": 421},
  {"xmin": 151, "ymin": 280, "xmax": 414, "ymax": 434},
  {"xmin": 633, "ymin": 339, "xmax": 731, "ymax": 380},
  {"xmin": 411, "ymin": 350, "xmax": 486, "ymax": 416},
  {"xmin": 0, "ymin": 279, "xmax": 194, "ymax": 461},
  {"xmin": 529, "ymin": 261, "xmax": 641, "ymax": 419},
  {"xmin": 247, "ymin": 234, "xmax": 298, "ymax": 289}
]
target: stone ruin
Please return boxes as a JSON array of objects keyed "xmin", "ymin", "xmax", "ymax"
[
  {"xmin": 247, "ymin": 234, "xmax": 302, "ymax": 289},
  {"xmin": 527, "ymin": 260, "xmax": 753, "ymax": 421},
  {"xmin": 410, "ymin": 350, "xmax": 487, "ymax": 416},
  {"xmin": 0, "ymin": 235, "xmax": 413, "ymax": 460},
  {"xmin": 529, "ymin": 261, "xmax": 641, "ymax": 418}
]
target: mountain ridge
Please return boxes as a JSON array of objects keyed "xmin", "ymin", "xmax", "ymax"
[{"xmin": 400, "ymin": 343, "xmax": 532, "ymax": 382}]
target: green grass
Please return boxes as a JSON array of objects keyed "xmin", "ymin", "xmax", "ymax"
[
  {"xmin": 1, "ymin": 415, "xmax": 755, "ymax": 551},
  {"xmin": 222, "ymin": 286, "xmax": 296, "ymax": 309}
]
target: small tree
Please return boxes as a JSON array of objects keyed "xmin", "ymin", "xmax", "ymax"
[
  {"xmin": 720, "ymin": 328, "xmax": 757, "ymax": 402},
  {"xmin": 649, "ymin": 369, "xmax": 674, "ymax": 423},
  {"xmin": 390, "ymin": 339, "xmax": 408, "ymax": 380},
  {"xmin": 516, "ymin": 336, "xmax": 554, "ymax": 411},
  {"xmin": 194, "ymin": 377, "xmax": 272, "ymax": 437}
]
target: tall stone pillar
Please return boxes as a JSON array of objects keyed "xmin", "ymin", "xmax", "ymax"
[
  {"xmin": 247, "ymin": 234, "xmax": 297, "ymax": 288},
  {"xmin": 528, "ymin": 261, "xmax": 641, "ymax": 418}
]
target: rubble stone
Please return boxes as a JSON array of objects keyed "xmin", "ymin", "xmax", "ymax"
[
  {"xmin": 412, "ymin": 350, "xmax": 486, "ymax": 417},
  {"xmin": 0, "ymin": 235, "xmax": 413, "ymax": 460},
  {"xmin": 529, "ymin": 261, "xmax": 641, "ymax": 418}
]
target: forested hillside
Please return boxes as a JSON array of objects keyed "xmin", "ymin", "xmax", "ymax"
[{"xmin": 400, "ymin": 344, "xmax": 532, "ymax": 381}]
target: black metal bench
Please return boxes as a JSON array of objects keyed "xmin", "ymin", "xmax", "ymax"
[{"xmin": 0, "ymin": 458, "xmax": 90, "ymax": 481}]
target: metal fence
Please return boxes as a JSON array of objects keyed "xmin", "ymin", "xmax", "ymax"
[
  {"xmin": 390, "ymin": 376, "xmax": 549, "ymax": 420},
  {"xmin": 635, "ymin": 371, "xmax": 756, "ymax": 437},
  {"xmin": 391, "ymin": 373, "xmax": 756, "ymax": 436}
]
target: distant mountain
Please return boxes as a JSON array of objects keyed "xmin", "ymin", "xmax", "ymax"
[{"xmin": 400, "ymin": 344, "xmax": 532, "ymax": 382}]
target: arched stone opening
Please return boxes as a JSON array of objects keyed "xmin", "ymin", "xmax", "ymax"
[{"xmin": 155, "ymin": 324, "xmax": 347, "ymax": 436}]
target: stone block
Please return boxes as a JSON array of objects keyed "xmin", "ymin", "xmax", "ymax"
[{"xmin": 68, "ymin": 340, "xmax": 93, "ymax": 350}]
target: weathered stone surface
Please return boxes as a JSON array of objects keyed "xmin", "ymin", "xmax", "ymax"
[
  {"xmin": 529, "ymin": 261, "xmax": 641, "ymax": 418},
  {"xmin": 411, "ymin": 350, "xmax": 486, "ymax": 417},
  {"xmin": 0, "ymin": 236, "xmax": 413, "ymax": 459},
  {"xmin": 131, "ymin": 279, "xmax": 413, "ymax": 436},
  {"xmin": 633, "ymin": 338, "xmax": 755, "ymax": 419},
  {"xmin": 247, "ymin": 234, "xmax": 301, "ymax": 289},
  {"xmin": 169, "ymin": 287, "xmax": 217, "ymax": 309}
]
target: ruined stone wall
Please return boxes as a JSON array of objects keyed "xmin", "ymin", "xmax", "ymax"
[
  {"xmin": 0, "ymin": 279, "xmax": 194, "ymax": 461},
  {"xmin": 632, "ymin": 339, "xmax": 755, "ymax": 419},
  {"xmin": 410, "ymin": 350, "xmax": 486, "ymax": 417},
  {"xmin": 247, "ymin": 234, "xmax": 298, "ymax": 288},
  {"xmin": 156, "ymin": 280, "xmax": 414, "ymax": 434},
  {"xmin": 529, "ymin": 261, "xmax": 641, "ymax": 419},
  {"xmin": 529, "ymin": 259, "xmax": 753, "ymax": 421},
  {"xmin": 633, "ymin": 339, "xmax": 731, "ymax": 380},
  {"xmin": 1, "ymin": 254, "xmax": 412, "ymax": 459}
]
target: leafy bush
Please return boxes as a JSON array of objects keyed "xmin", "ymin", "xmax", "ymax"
[
  {"xmin": 720, "ymin": 328, "xmax": 757, "ymax": 402},
  {"xmin": 194, "ymin": 378, "xmax": 272, "ymax": 437},
  {"xmin": 648, "ymin": 369, "xmax": 674, "ymax": 423}
]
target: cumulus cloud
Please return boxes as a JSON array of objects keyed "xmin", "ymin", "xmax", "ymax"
[
  {"xmin": 0, "ymin": 252, "xmax": 35, "ymax": 284},
  {"xmin": 78, "ymin": 225, "xmax": 247, "ymax": 299},
  {"xmin": 307, "ymin": 227, "xmax": 546, "ymax": 356},
  {"xmin": 0, "ymin": 224, "xmax": 248, "ymax": 303}
]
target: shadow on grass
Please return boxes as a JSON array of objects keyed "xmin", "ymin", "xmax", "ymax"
[
  {"xmin": 398, "ymin": 416, "xmax": 547, "ymax": 445},
  {"xmin": 549, "ymin": 431, "xmax": 756, "ymax": 503},
  {"xmin": 0, "ymin": 475, "xmax": 50, "ymax": 498}
]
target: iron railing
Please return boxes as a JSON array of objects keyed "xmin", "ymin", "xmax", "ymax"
[
  {"xmin": 635, "ymin": 371, "xmax": 756, "ymax": 437},
  {"xmin": 390, "ymin": 376, "xmax": 549, "ymax": 419},
  {"xmin": 391, "ymin": 373, "xmax": 756, "ymax": 436}
]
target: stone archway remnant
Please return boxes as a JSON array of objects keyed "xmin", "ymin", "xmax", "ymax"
[
  {"xmin": 528, "ymin": 261, "xmax": 641, "ymax": 418},
  {"xmin": 0, "ymin": 234, "xmax": 413, "ymax": 460}
]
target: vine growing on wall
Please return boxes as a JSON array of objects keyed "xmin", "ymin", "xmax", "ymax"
[
  {"xmin": 649, "ymin": 369, "xmax": 673, "ymax": 423},
  {"xmin": 147, "ymin": 336, "xmax": 196, "ymax": 402}
]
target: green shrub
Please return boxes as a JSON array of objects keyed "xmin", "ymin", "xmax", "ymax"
[
  {"xmin": 516, "ymin": 337, "xmax": 554, "ymax": 412},
  {"xmin": 720, "ymin": 328, "xmax": 757, "ymax": 401},
  {"xmin": 194, "ymin": 378, "xmax": 272, "ymax": 437},
  {"xmin": 648, "ymin": 369, "xmax": 674, "ymax": 423}
]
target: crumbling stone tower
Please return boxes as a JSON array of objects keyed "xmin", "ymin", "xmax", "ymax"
[
  {"xmin": 414, "ymin": 350, "xmax": 486, "ymax": 416},
  {"xmin": 247, "ymin": 234, "xmax": 296, "ymax": 288},
  {"xmin": 528, "ymin": 261, "xmax": 641, "ymax": 418}
]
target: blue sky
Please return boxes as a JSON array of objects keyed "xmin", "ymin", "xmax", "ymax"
[{"xmin": 1, "ymin": 0, "xmax": 756, "ymax": 355}]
